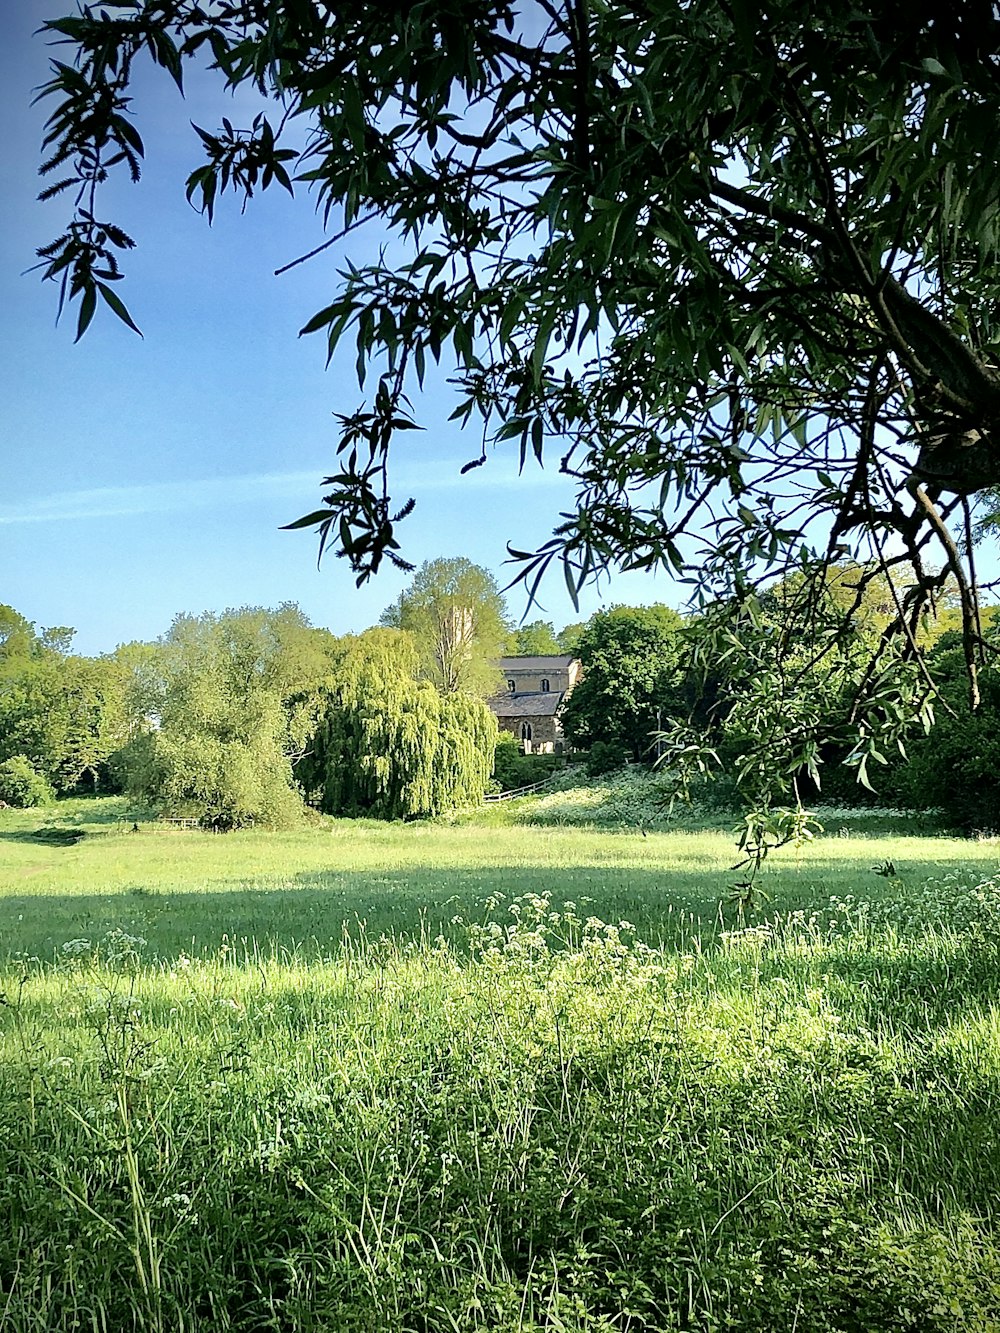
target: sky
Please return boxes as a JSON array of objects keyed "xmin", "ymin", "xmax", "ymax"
[{"xmin": 1, "ymin": 4, "xmax": 679, "ymax": 656}]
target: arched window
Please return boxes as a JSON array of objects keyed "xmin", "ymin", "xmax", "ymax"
[
  {"xmin": 520, "ymin": 722, "xmax": 532, "ymax": 741},
  {"xmin": 507, "ymin": 679, "xmax": 516, "ymax": 693},
  {"xmin": 540, "ymin": 678, "xmax": 550, "ymax": 692}
]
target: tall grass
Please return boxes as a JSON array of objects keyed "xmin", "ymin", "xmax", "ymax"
[
  {"xmin": 2, "ymin": 799, "xmax": 1000, "ymax": 1328},
  {"xmin": 1, "ymin": 795, "xmax": 996, "ymax": 963}
]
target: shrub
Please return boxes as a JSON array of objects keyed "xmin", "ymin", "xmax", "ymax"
[
  {"xmin": 585, "ymin": 740, "xmax": 630, "ymax": 776},
  {"xmin": 883, "ymin": 639, "xmax": 1000, "ymax": 830},
  {"xmin": 0, "ymin": 755, "xmax": 55, "ymax": 808},
  {"xmin": 491, "ymin": 733, "xmax": 565, "ymax": 792}
]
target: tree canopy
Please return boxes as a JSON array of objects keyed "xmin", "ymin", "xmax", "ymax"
[
  {"xmin": 120, "ymin": 605, "xmax": 336, "ymax": 828},
  {"xmin": 33, "ymin": 0, "xmax": 1000, "ymax": 804},
  {"xmin": 560, "ymin": 604, "xmax": 686, "ymax": 762},
  {"xmin": 510, "ymin": 619, "xmax": 562, "ymax": 656},
  {"xmin": 0, "ymin": 607, "xmax": 127, "ymax": 793},
  {"xmin": 297, "ymin": 628, "xmax": 497, "ymax": 818},
  {"xmin": 380, "ymin": 557, "xmax": 510, "ymax": 696}
]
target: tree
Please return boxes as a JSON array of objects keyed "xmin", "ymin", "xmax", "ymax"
[
  {"xmin": 380, "ymin": 558, "xmax": 511, "ymax": 696},
  {"xmin": 0, "ymin": 607, "xmax": 40, "ymax": 663},
  {"xmin": 0, "ymin": 756, "xmax": 55, "ymax": 809},
  {"xmin": 120, "ymin": 605, "xmax": 334, "ymax": 827},
  {"xmin": 560, "ymin": 605, "xmax": 686, "ymax": 762},
  {"xmin": 556, "ymin": 624, "xmax": 587, "ymax": 657},
  {"xmin": 35, "ymin": 2, "xmax": 1000, "ymax": 803},
  {"xmin": 298, "ymin": 629, "xmax": 497, "ymax": 819},
  {"xmin": 510, "ymin": 620, "xmax": 562, "ymax": 656},
  {"xmin": 0, "ymin": 608, "xmax": 127, "ymax": 792},
  {"xmin": 885, "ymin": 631, "xmax": 1000, "ymax": 830}
]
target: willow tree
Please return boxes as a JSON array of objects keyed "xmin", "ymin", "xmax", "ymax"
[
  {"xmin": 34, "ymin": 1, "xmax": 1000, "ymax": 807},
  {"xmin": 300, "ymin": 629, "xmax": 497, "ymax": 819}
]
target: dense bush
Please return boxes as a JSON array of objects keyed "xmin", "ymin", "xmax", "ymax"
[
  {"xmin": 0, "ymin": 755, "xmax": 55, "ymax": 808},
  {"xmin": 491, "ymin": 733, "xmax": 565, "ymax": 792},
  {"xmin": 885, "ymin": 638, "xmax": 1000, "ymax": 830},
  {"xmin": 115, "ymin": 608, "xmax": 333, "ymax": 829},
  {"xmin": 584, "ymin": 740, "xmax": 630, "ymax": 776},
  {"xmin": 123, "ymin": 730, "xmax": 303, "ymax": 830}
]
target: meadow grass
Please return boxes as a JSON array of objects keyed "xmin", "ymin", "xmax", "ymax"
[
  {"xmin": 2, "ymin": 796, "xmax": 1000, "ymax": 1330},
  {"xmin": 0, "ymin": 793, "xmax": 995, "ymax": 962}
]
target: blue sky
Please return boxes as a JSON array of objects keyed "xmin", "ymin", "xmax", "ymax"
[{"xmin": 1, "ymin": 4, "xmax": 678, "ymax": 655}]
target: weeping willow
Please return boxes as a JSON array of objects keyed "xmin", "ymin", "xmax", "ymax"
[{"xmin": 299, "ymin": 630, "xmax": 497, "ymax": 819}]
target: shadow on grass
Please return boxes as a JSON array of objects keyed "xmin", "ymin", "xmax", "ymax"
[
  {"xmin": 0, "ymin": 860, "xmax": 752, "ymax": 962},
  {"xmin": 0, "ymin": 829, "xmax": 90, "ymax": 847}
]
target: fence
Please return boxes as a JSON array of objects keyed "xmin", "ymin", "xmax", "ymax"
[{"xmin": 482, "ymin": 777, "xmax": 555, "ymax": 803}]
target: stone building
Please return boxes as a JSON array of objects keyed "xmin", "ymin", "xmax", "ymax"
[{"xmin": 489, "ymin": 654, "xmax": 582, "ymax": 753}]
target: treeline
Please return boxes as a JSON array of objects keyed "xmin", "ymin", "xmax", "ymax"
[
  {"xmin": 4, "ymin": 556, "xmax": 998, "ymax": 828},
  {"xmin": 500, "ymin": 571, "xmax": 1000, "ymax": 832},
  {"xmin": 0, "ymin": 596, "xmax": 497, "ymax": 826},
  {"xmin": 0, "ymin": 556, "xmax": 575, "ymax": 825}
]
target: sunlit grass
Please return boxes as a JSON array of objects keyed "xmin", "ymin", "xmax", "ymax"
[
  {"xmin": 2, "ymin": 798, "xmax": 1000, "ymax": 1329},
  {"xmin": 1, "ymin": 795, "xmax": 997, "ymax": 963}
]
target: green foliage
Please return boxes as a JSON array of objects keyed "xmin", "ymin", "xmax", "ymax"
[
  {"xmin": 302, "ymin": 629, "xmax": 497, "ymax": 819},
  {"xmin": 515, "ymin": 767, "xmax": 682, "ymax": 830},
  {"xmin": 556, "ymin": 622, "xmax": 587, "ymax": 656},
  {"xmin": 491, "ymin": 731, "xmax": 564, "ymax": 792},
  {"xmin": 561, "ymin": 604, "xmax": 686, "ymax": 762},
  {"xmin": 584, "ymin": 740, "xmax": 630, "ymax": 777},
  {"xmin": 36, "ymin": 4, "xmax": 1000, "ymax": 633},
  {"xmin": 39, "ymin": 4, "xmax": 1000, "ymax": 812},
  {"xmin": 0, "ymin": 607, "xmax": 127, "ymax": 793},
  {"xmin": 124, "ymin": 729, "xmax": 303, "ymax": 831},
  {"xmin": 119, "ymin": 605, "xmax": 333, "ymax": 828},
  {"xmin": 0, "ymin": 755, "xmax": 55, "ymax": 808},
  {"xmin": 886, "ymin": 638, "xmax": 1000, "ymax": 830},
  {"xmin": 510, "ymin": 619, "xmax": 561, "ymax": 656},
  {"xmin": 0, "ymin": 605, "xmax": 40, "ymax": 661},
  {"xmin": 380, "ymin": 557, "xmax": 511, "ymax": 697},
  {"xmin": 665, "ymin": 564, "xmax": 939, "ymax": 811}
]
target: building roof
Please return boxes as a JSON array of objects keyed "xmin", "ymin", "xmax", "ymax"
[
  {"xmin": 490, "ymin": 691, "xmax": 565, "ymax": 717},
  {"xmin": 498, "ymin": 655, "xmax": 576, "ymax": 671}
]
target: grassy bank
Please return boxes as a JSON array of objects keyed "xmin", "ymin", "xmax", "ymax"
[{"xmin": 2, "ymin": 798, "xmax": 1000, "ymax": 1329}]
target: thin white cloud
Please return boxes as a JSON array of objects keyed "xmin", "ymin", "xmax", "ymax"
[{"xmin": 0, "ymin": 457, "xmax": 570, "ymax": 526}]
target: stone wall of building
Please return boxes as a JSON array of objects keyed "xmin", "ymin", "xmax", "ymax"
[{"xmin": 496, "ymin": 713, "xmax": 561, "ymax": 753}]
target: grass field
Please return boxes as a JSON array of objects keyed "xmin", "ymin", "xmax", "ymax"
[
  {"xmin": 0, "ymin": 793, "xmax": 990, "ymax": 962},
  {"xmin": 3, "ymin": 793, "xmax": 1000, "ymax": 1330}
]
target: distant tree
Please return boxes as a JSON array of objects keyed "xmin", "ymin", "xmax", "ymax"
[
  {"xmin": 691, "ymin": 562, "xmax": 942, "ymax": 800},
  {"xmin": 299, "ymin": 629, "xmax": 496, "ymax": 819},
  {"xmin": 561, "ymin": 606, "xmax": 686, "ymax": 762},
  {"xmin": 881, "ymin": 633, "xmax": 1000, "ymax": 830},
  {"xmin": 556, "ymin": 624, "xmax": 587, "ymax": 657},
  {"xmin": 0, "ymin": 756, "xmax": 55, "ymax": 808},
  {"xmin": 380, "ymin": 558, "xmax": 510, "ymax": 696},
  {"xmin": 511, "ymin": 620, "xmax": 561, "ymax": 656},
  {"xmin": 120, "ymin": 605, "xmax": 334, "ymax": 828},
  {"xmin": 0, "ymin": 609, "xmax": 126, "ymax": 792},
  {"xmin": 0, "ymin": 607, "xmax": 39, "ymax": 662}
]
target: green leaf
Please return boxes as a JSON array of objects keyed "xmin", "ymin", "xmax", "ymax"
[
  {"xmin": 74, "ymin": 285, "xmax": 96, "ymax": 342},
  {"xmin": 96, "ymin": 282, "xmax": 142, "ymax": 337},
  {"xmin": 280, "ymin": 510, "xmax": 333, "ymax": 531}
]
